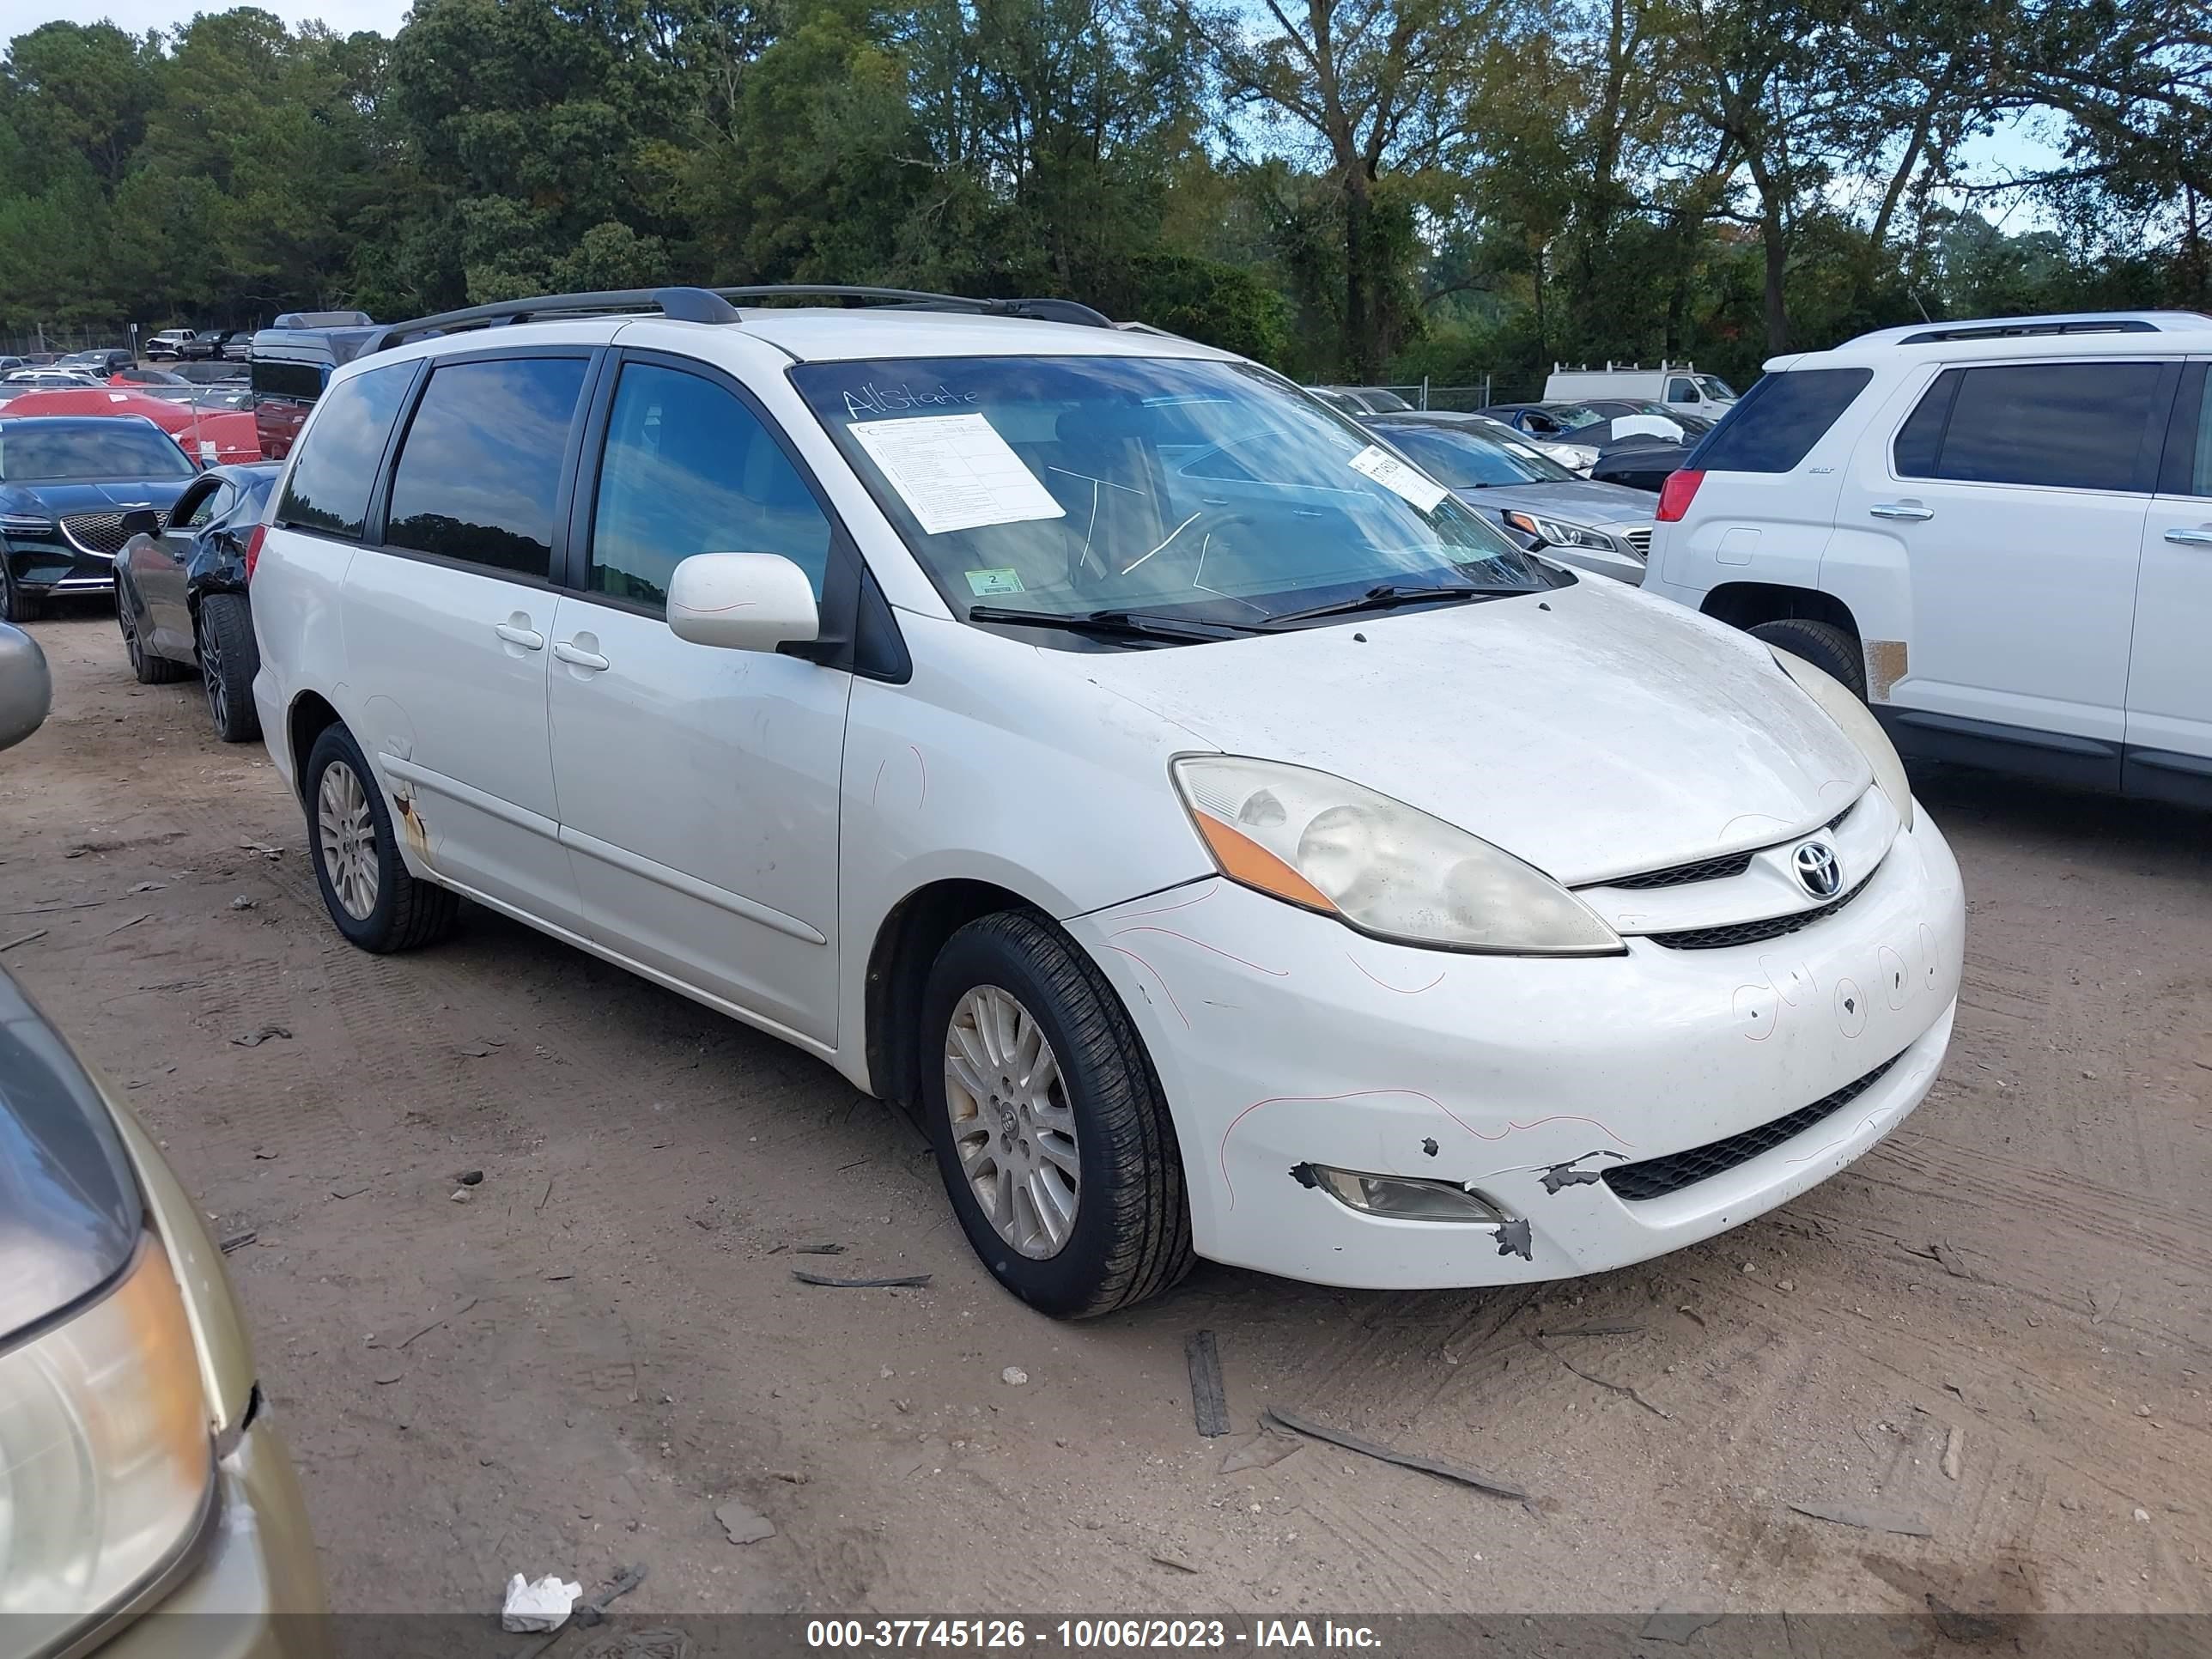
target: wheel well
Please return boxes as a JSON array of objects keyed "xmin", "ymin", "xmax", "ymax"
[
  {"xmin": 1699, "ymin": 582, "xmax": 1860, "ymax": 641},
  {"xmin": 287, "ymin": 692, "xmax": 341, "ymax": 799},
  {"xmin": 865, "ymin": 879, "xmax": 1039, "ymax": 1118}
]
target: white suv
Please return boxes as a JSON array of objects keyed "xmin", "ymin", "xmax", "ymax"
[
  {"xmin": 1644, "ymin": 311, "xmax": 2212, "ymax": 807},
  {"xmin": 250, "ymin": 285, "xmax": 1964, "ymax": 1316}
]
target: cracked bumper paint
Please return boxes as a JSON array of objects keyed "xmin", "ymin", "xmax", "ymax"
[{"xmin": 1069, "ymin": 807, "xmax": 1965, "ymax": 1290}]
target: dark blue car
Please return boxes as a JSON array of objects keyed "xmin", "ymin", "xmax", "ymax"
[{"xmin": 0, "ymin": 416, "xmax": 198, "ymax": 622}]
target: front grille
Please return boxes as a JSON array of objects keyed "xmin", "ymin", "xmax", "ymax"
[
  {"xmin": 1607, "ymin": 850, "xmax": 1754, "ymax": 890},
  {"xmin": 1621, "ymin": 526, "xmax": 1651, "ymax": 555},
  {"xmin": 1602, "ymin": 1055, "xmax": 1901, "ymax": 1201},
  {"xmin": 1644, "ymin": 869, "xmax": 1874, "ymax": 950},
  {"xmin": 59, "ymin": 512, "xmax": 130, "ymax": 556}
]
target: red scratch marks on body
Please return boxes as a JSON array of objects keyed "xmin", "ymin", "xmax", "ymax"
[
  {"xmin": 1218, "ymin": 1090, "xmax": 1633, "ymax": 1208},
  {"xmin": 1345, "ymin": 953, "xmax": 1445, "ymax": 996},
  {"xmin": 1109, "ymin": 924, "xmax": 1286, "ymax": 976},
  {"xmin": 1105, "ymin": 944, "xmax": 1188, "ymax": 1030}
]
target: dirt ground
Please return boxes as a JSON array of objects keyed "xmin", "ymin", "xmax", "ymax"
[{"xmin": 3, "ymin": 609, "xmax": 2208, "ymax": 1620}]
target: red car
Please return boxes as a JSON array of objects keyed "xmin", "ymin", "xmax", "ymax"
[{"xmin": 1, "ymin": 388, "xmax": 261, "ymax": 466}]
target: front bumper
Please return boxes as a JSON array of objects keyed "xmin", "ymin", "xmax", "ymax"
[
  {"xmin": 1070, "ymin": 807, "xmax": 1965, "ymax": 1289},
  {"xmin": 100, "ymin": 1418, "xmax": 332, "ymax": 1659},
  {"xmin": 5, "ymin": 535, "xmax": 115, "ymax": 595}
]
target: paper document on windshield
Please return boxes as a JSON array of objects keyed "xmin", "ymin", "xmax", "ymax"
[
  {"xmin": 848, "ymin": 414, "xmax": 1066, "ymax": 537},
  {"xmin": 1347, "ymin": 445, "xmax": 1449, "ymax": 513}
]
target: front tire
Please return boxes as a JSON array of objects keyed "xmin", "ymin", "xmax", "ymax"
[
  {"xmin": 302, "ymin": 723, "xmax": 459, "ymax": 953},
  {"xmin": 2, "ymin": 563, "xmax": 44, "ymax": 624},
  {"xmin": 921, "ymin": 911, "xmax": 1193, "ymax": 1318},
  {"xmin": 1747, "ymin": 617, "xmax": 1867, "ymax": 699},
  {"xmin": 196, "ymin": 593, "xmax": 261, "ymax": 741}
]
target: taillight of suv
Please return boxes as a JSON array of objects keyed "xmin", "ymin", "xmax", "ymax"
[
  {"xmin": 243, "ymin": 523, "xmax": 265, "ymax": 580},
  {"xmin": 1655, "ymin": 469, "xmax": 1705, "ymax": 522}
]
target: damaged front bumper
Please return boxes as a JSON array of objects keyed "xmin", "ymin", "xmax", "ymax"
[{"xmin": 1069, "ymin": 808, "xmax": 1966, "ymax": 1290}]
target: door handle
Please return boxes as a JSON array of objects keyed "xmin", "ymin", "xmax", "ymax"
[
  {"xmin": 553, "ymin": 640, "xmax": 611, "ymax": 672},
  {"xmin": 494, "ymin": 621, "xmax": 544, "ymax": 650},
  {"xmin": 2163, "ymin": 526, "xmax": 2212, "ymax": 547},
  {"xmin": 1869, "ymin": 501, "xmax": 1935, "ymax": 522}
]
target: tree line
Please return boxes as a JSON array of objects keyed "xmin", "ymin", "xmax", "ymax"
[{"xmin": 2, "ymin": 0, "xmax": 2207, "ymax": 392}]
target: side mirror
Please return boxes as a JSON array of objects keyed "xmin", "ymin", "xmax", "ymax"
[
  {"xmin": 122, "ymin": 507, "xmax": 162, "ymax": 538},
  {"xmin": 0, "ymin": 623, "xmax": 52, "ymax": 752},
  {"xmin": 667, "ymin": 552, "xmax": 820, "ymax": 655}
]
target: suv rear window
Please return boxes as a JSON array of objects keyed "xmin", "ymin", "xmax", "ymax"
[
  {"xmin": 275, "ymin": 361, "xmax": 415, "ymax": 539},
  {"xmin": 1894, "ymin": 362, "xmax": 2169, "ymax": 493},
  {"xmin": 251, "ymin": 359, "xmax": 326, "ymax": 402},
  {"xmin": 1686, "ymin": 368, "xmax": 1872, "ymax": 472}
]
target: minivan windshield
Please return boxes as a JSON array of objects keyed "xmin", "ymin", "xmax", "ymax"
[{"xmin": 793, "ymin": 356, "xmax": 1543, "ymax": 629}]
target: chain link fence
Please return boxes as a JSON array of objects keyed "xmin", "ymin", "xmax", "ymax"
[
  {"xmin": 1370, "ymin": 380, "xmax": 1497, "ymax": 411},
  {"xmin": 0, "ymin": 324, "xmax": 142, "ymax": 359}
]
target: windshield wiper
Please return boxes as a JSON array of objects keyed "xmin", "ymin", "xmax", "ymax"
[
  {"xmin": 1261, "ymin": 583, "xmax": 1498, "ymax": 627},
  {"xmin": 968, "ymin": 605, "xmax": 1267, "ymax": 644}
]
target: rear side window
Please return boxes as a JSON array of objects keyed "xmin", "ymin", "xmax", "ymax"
[
  {"xmin": 276, "ymin": 362, "xmax": 415, "ymax": 538},
  {"xmin": 1894, "ymin": 362, "xmax": 2167, "ymax": 492},
  {"xmin": 2157, "ymin": 363, "xmax": 2212, "ymax": 497},
  {"xmin": 1687, "ymin": 368, "xmax": 1872, "ymax": 473},
  {"xmin": 384, "ymin": 357, "xmax": 587, "ymax": 579}
]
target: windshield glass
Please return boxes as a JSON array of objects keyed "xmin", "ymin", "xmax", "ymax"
[
  {"xmin": 1370, "ymin": 422, "xmax": 1575, "ymax": 487},
  {"xmin": 0, "ymin": 424, "xmax": 194, "ymax": 481},
  {"xmin": 1695, "ymin": 375, "xmax": 1737, "ymax": 401},
  {"xmin": 792, "ymin": 356, "xmax": 1541, "ymax": 626},
  {"xmin": 1541, "ymin": 404, "xmax": 1606, "ymax": 430}
]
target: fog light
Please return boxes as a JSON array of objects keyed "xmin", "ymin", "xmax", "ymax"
[{"xmin": 1303, "ymin": 1165, "xmax": 1509, "ymax": 1223}]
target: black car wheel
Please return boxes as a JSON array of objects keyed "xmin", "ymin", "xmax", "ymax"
[
  {"xmin": 118, "ymin": 588, "xmax": 190, "ymax": 684},
  {"xmin": 921, "ymin": 910, "xmax": 1193, "ymax": 1318},
  {"xmin": 197, "ymin": 593, "xmax": 261, "ymax": 742},
  {"xmin": 1747, "ymin": 617, "xmax": 1868, "ymax": 700},
  {"xmin": 0, "ymin": 563, "xmax": 43, "ymax": 624}
]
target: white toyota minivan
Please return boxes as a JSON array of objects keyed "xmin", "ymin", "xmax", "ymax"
[{"xmin": 249, "ymin": 286, "xmax": 1966, "ymax": 1316}]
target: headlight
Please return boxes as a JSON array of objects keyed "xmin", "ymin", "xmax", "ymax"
[
  {"xmin": 0, "ymin": 514, "xmax": 52, "ymax": 537},
  {"xmin": 1499, "ymin": 510, "xmax": 1620, "ymax": 554},
  {"xmin": 1770, "ymin": 647, "xmax": 1915, "ymax": 830},
  {"xmin": 0, "ymin": 1237, "xmax": 216, "ymax": 1651},
  {"xmin": 1170, "ymin": 756, "xmax": 1624, "ymax": 955}
]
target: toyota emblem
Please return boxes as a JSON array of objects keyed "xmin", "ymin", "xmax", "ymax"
[{"xmin": 1792, "ymin": 840, "xmax": 1842, "ymax": 899}]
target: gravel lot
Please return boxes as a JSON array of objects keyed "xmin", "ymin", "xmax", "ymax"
[{"xmin": 3, "ymin": 610, "xmax": 2208, "ymax": 1620}]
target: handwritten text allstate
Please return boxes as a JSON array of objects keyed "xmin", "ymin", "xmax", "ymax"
[{"xmin": 843, "ymin": 381, "xmax": 981, "ymax": 420}]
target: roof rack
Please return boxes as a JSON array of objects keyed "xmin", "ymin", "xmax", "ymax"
[
  {"xmin": 1894, "ymin": 319, "xmax": 2157, "ymax": 345},
  {"xmin": 370, "ymin": 284, "xmax": 1115, "ymax": 354}
]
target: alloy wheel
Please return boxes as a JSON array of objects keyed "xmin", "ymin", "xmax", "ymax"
[
  {"xmin": 943, "ymin": 985, "xmax": 1079, "ymax": 1259},
  {"xmin": 316, "ymin": 760, "xmax": 379, "ymax": 921},
  {"xmin": 201, "ymin": 623, "xmax": 226, "ymax": 728}
]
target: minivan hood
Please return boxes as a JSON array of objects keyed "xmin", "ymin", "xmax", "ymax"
[{"xmin": 1072, "ymin": 577, "xmax": 1869, "ymax": 886}]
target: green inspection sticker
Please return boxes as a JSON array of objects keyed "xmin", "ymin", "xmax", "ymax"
[{"xmin": 964, "ymin": 568, "xmax": 1025, "ymax": 597}]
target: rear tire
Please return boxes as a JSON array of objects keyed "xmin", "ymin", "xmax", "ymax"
[
  {"xmin": 197, "ymin": 593, "xmax": 261, "ymax": 741},
  {"xmin": 921, "ymin": 910, "xmax": 1194, "ymax": 1318},
  {"xmin": 1747, "ymin": 617, "xmax": 1867, "ymax": 700},
  {"xmin": 302, "ymin": 723, "xmax": 459, "ymax": 953}
]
